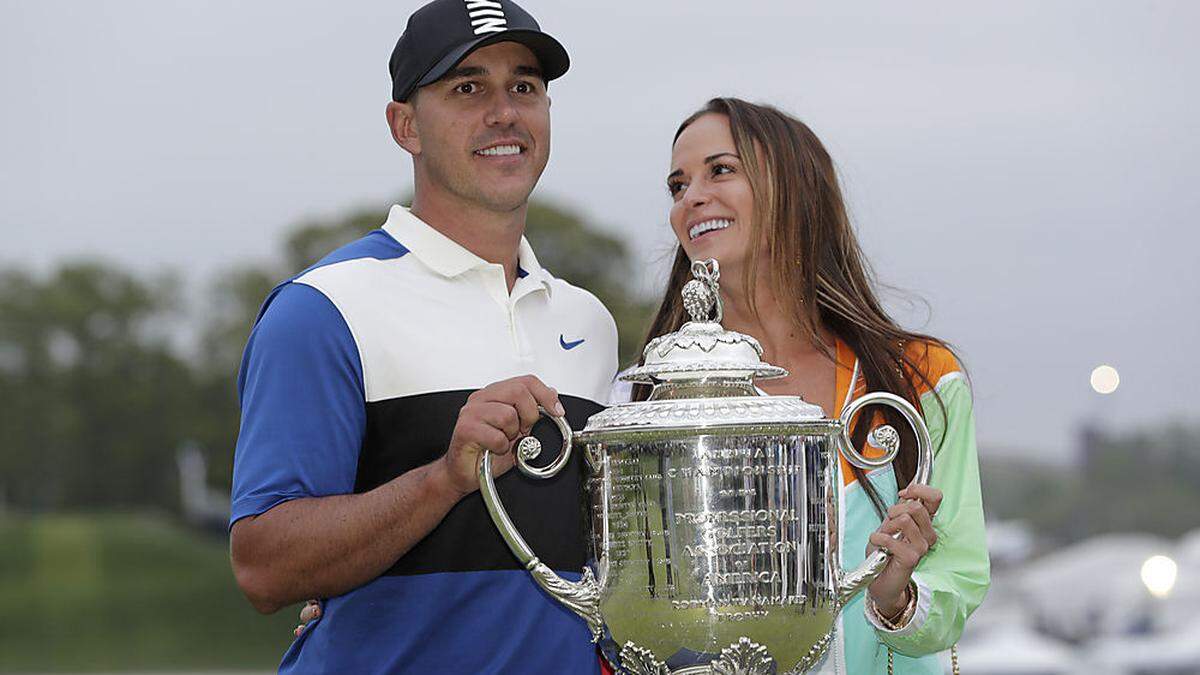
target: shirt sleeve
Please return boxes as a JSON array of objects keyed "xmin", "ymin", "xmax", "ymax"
[
  {"xmin": 229, "ymin": 281, "xmax": 366, "ymax": 527},
  {"xmin": 873, "ymin": 372, "xmax": 991, "ymax": 656}
]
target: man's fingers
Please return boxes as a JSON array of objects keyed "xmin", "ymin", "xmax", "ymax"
[
  {"xmin": 510, "ymin": 389, "xmax": 540, "ymax": 435},
  {"xmin": 462, "ymin": 418, "xmax": 515, "ymax": 456},
  {"xmin": 474, "ymin": 402, "xmax": 521, "ymax": 441},
  {"xmin": 514, "ymin": 375, "xmax": 564, "ymax": 417},
  {"xmin": 474, "ymin": 376, "xmax": 564, "ymax": 423},
  {"xmin": 299, "ymin": 602, "xmax": 321, "ymax": 623},
  {"xmin": 481, "ymin": 426, "xmax": 514, "ymax": 455},
  {"xmin": 489, "ymin": 450, "xmax": 516, "ymax": 477}
]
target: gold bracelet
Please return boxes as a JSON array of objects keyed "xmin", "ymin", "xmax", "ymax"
[{"xmin": 875, "ymin": 580, "xmax": 917, "ymax": 630}]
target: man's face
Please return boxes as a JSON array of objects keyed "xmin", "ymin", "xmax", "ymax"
[{"xmin": 407, "ymin": 42, "xmax": 551, "ymax": 213}]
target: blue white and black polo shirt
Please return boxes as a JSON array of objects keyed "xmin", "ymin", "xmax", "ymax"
[{"xmin": 231, "ymin": 205, "xmax": 617, "ymax": 674}]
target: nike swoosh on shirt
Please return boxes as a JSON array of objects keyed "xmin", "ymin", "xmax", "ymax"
[{"xmin": 559, "ymin": 335, "xmax": 586, "ymax": 350}]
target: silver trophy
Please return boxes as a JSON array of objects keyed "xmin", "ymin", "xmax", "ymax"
[{"xmin": 479, "ymin": 259, "xmax": 932, "ymax": 674}]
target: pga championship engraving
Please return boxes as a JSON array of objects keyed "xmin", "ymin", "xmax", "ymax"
[{"xmin": 479, "ymin": 260, "xmax": 933, "ymax": 674}]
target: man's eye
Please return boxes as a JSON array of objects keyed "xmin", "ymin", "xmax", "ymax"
[
  {"xmin": 513, "ymin": 81, "xmax": 534, "ymax": 94},
  {"xmin": 667, "ymin": 182, "xmax": 685, "ymax": 197},
  {"xmin": 455, "ymin": 82, "xmax": 478, "ymax": 94}
]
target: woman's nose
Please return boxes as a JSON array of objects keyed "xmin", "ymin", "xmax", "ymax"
[{"xmin": 684, "ymin": 183, "xmax": 710, "ymax": 208}]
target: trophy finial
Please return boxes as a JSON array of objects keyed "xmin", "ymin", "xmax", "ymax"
[{"xmin": 682, "ymin": 259, "xmax": 722, "ymax": 323}]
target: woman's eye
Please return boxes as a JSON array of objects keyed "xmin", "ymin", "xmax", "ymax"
[
  {"xmin": 667, "ymin": 182, "xmax": 685, "ymax": 197},
  {"xmin": 712, "ymin": 164, "xmax": 734, "ymax": 176}
]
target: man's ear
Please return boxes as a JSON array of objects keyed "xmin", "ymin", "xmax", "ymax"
[{"xmin": 386, "ymin": 101, "xmax": 421, "ymax": 155}]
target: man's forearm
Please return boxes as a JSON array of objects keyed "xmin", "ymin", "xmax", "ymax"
[{"xmin": 230, "ymin": 458, "xmax": 466, "ymax": 613}]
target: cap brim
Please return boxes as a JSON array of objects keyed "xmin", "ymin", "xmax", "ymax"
[{"xmin": 412, "ymin": 29, "xmax": 569, "ymax": 94}]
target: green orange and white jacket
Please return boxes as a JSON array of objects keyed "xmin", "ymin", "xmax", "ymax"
[{"xmin": 810, "ymin": 339, "xmax": 990, "ymax": 674}]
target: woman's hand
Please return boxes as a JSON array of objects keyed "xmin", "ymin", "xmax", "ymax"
[
  {"xmin": 866, "ymin": 484, "xmax": 943, "ymax": 621},
  {"xmin": 293, "ymin": 600, "xmax": 321, "ymax": 637}
]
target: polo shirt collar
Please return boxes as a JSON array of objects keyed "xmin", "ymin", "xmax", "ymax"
[{"xmin": 381, "ymin": 205, "xmax": 553, "ymax": 293}]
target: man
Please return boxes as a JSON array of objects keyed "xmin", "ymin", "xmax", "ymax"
[{"xmin": 228, "ymin": 1, "xmax": 617, "ymax": 672}]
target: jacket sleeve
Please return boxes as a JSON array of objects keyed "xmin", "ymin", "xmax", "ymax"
[{"xmin": 873, "ymin": 372, "xmax": 991, "ymax": 656}]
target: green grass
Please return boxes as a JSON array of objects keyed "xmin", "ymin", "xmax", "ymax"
[{"xmin": 0, "ymin": 512, "xmax": 299, "ymax": 672}]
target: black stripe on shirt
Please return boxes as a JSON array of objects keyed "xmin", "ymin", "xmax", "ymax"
[{"xmin": 357, "ymin": 391, "xmax": 603, "ymax": 575}]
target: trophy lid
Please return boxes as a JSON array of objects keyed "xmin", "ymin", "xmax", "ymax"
[
  {"xmin": 583, "ymin": 259, "xmax": 826, "ymax": 435},
  {"xmin": 621, "ymin": 259, "xmax": 787, "ymax": 384}
]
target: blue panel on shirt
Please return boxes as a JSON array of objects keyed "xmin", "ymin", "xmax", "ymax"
[
  {"xmin": 282, "ymin": 570, "xmax": 601, "ymax": 675},
  {"xmin": 300, "ymin": 229, "xmax": 410, "ymax": 277},
  {"xmin": 231, "ymin": 229, "xmax": 408, "ymax": 527},
  {"xmin": 230, "ymin": 283, "xmax": 366, "ymax": 526}
]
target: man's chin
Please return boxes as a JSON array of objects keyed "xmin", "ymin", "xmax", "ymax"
[
  {"xmin": 471, "ymin": 189, "xmax": 535, "ymax": 214},
  {"xmin": 468, "ymin": 179, "xmax": 537, "ymax": 212}
]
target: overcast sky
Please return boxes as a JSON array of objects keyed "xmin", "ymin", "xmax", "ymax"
[{"xmin": 3, "ymin": 1, "xmax": 1197, "ymax": 462}]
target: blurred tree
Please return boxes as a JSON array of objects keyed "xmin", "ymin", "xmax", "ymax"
[
  {"xmin": 980, "ymin": 420, "xmax": 1200, "ymax": 544},
  {"xmin": 1073, "ymin": 421, "xmax": 1200, "ymax": 540},
  {"xmin": 190, "ymin": 267, "xmax": 278, "ymax": 489},
  {"xmin": 282, "ymin": 206, "xmax": 392, "ymax": 276},
  {"xmin": 0, "ymin": 263, "xmax": 192, "ymax": 510}
]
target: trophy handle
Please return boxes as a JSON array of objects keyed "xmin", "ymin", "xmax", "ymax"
[
  {"xmin": 834, "ymin": 391, "xmax": 934, "ymax": 604},
  {"xmin": 477, "ymin": 408, "xmax": 605, "ymax": 642}
]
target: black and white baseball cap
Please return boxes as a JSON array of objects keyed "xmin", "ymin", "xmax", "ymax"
[{"xmin": 389, "ymin": 0, "xmax": 570, "ymax": 103}]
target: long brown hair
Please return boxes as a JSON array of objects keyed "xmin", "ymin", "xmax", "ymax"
[{"xmin": 635, "ymin": 98, "xmax": 957, "ymax": 514}]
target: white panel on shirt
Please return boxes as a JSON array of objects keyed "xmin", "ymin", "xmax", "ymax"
[{"xmin": 294, "ymin": 257, "xmax": 618, "ymax": 406}]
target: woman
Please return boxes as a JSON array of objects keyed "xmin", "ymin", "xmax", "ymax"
[{"xmin": 622, "ymin": 97, "xmax": 989, "ymax": 673}]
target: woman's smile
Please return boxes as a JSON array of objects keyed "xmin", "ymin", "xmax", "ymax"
[{"xmin": 687, "ymin": 217, "xmax": 735, "ymax": 241}]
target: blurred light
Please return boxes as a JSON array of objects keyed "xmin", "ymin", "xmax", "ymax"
[
  {"xmin": 1141, "ymin": 555, "xmax": 1178, "ymax": 598},
  {"xmin": 1090, "ymin": 364, "xmax": 1120, "ymax": 394}
]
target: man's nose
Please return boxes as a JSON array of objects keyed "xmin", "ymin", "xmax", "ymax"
[{"xmin": 484, "ymin": 90, "xmax": 519, "ymax": 127}]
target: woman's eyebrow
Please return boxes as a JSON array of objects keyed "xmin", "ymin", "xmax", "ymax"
[{"xmin": 668, "ymin": 152, "xmax": 741, "ymax": 181}]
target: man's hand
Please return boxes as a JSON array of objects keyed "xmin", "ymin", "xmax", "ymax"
[{"xmin": 439, "ymin": 375, "xmax": 565, "ymax": 498}]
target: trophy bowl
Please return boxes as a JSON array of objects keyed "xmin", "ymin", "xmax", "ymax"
[{"xmin": 479, "ymin": 260, "xmax": 931, "ymax": 674}]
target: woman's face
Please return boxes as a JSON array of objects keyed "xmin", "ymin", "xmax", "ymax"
[{"xmin": 667, "ymin": 113, "xmax": 757, "ymax": 272}]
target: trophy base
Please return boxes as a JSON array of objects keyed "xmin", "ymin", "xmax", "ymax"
[{"xmin": 610, "ymin": 631, "xmax": 834, "ymax": 675}]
